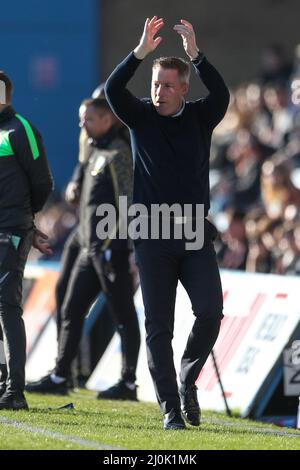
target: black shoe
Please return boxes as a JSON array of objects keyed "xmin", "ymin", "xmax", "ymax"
[
  {"xmin": 25, "ymin": 374, "xmax": 68, "ymax": 395},
  {"xmin": 0, "ymin": 391, "xmax": 28, "ymax": 410},
  {"xmin": 179, "ymin": 384, "xmax": 201, "ymax": 426},
  {"xmin": 97, "ymin": 380, "xmax": 138, "ymax": 401},
  {"xmin": 0, "ymin": 383, "xmax": 6, "ymax": 398},
  {"xmin": 163, "ymin": 408, "xmax": 186, "ymax": 430}
]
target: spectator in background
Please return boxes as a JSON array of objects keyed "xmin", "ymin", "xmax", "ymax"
[
  {"xmin": 261, "ymin": 160, "xmax": 300, "ymax": 219},
  {"xmin": 276, "ymin": 224, "xmax": 300, "ymax": 274},
  {"xmin": 245, "ymin": 215, "xmax": 275, "ymax": 273},
  {"xmin": 227, "ymin": 130, "xmax": 264, "ymax": 211},
  {"xmin": 259, "ymin": 44, "xmax": 293, "ymax": 85},
  {"xmin": 262, "ymin": 83, "xmax": 294, "ymax": 149},
  {"xmin": 217, "ymin": 209, "xmax": 249, "ymax": 270}
]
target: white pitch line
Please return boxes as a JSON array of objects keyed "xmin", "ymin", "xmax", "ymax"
[
  {"xmin": 1, "ymin": 415, "xmax": 298, "ymax": 449},
  {"xmin": 203, "ymin": 418, "xmax": 300, "ymax": 438},
  {"xmin": 0, "ymin": 417, "xmax": 121, "ymax": 450}
]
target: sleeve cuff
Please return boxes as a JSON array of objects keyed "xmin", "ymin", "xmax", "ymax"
[{"xmin": 191, "ymin": 52, "xmax": 205, "ymax": 66}]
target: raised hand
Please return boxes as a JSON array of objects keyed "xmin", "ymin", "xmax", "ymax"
[
  {"xmin": 134, "ymin": 16, "xmax": 164, "ymax": 60},
  {"xmin": 173, "ymin": 19, "xmax": 199, "ymax": 60}
]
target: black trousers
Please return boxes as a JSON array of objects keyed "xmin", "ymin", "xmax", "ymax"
[
  {"xmin": 55, "ymin": 229, "xmax": 81, "ymax": 337},
  {"xmin": 55, "ymin": 233, "xmax": 140, "ymax": 383},
  {"xmin": 0, "ymin": 230, "xmax": 33, "ymax": 393},
  {"xmin": 135, "ymin": 221, "xmax": 223, "ymax": 414}
]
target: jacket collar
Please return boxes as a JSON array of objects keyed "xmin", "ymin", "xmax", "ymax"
[{"xmin": 92, "ymin": 125, "xmax": 119, "ymax": 149}]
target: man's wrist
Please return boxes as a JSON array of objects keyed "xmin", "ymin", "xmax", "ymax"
[
  {"xmin": 191, "ymin": 52, "xmax": 205, "ymax": 65},
  {"xmin": 188, "ymin": 49, "xmax": 200, "ymax": 61},
  {"xmin": 133, "ymin": 46, "xmax": 148, "ymax": 60}
]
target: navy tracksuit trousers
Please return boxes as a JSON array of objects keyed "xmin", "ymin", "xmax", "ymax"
[{"xmin": 135, "ymin": 220, "xmax": 223, "ymax": 414}]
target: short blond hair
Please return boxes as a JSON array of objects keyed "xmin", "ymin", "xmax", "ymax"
[{"xmin": 152, "ymin": 57, "xmax": 191, "ymax": 83}]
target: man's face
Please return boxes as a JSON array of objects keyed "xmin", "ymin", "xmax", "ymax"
[
  {"xmin": 82, "ymin": 105, "xmax": 110, "ymax": 139},
  {"xmin": 151, "ymin": 66, "xmax": 189, "ymax": 116}
]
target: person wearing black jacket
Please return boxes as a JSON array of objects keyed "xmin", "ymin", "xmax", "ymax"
[
  {"xmin": 0, "ymin": 71, "xmax": 53, "ymax": 410},
  {"xmin": 26, "ymin": 98, "xmax": 140, "ymax": 400},
  {"xmin": 105, "ymin": 17, "xmax": 230, "ymax": 429}
]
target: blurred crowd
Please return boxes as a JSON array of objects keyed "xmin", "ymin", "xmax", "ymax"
[
  {"xmin": 31, "ymin": 44, "xmax": 300, "ymax": 276},
  {"xmin": 211, "ymin": 44, "xmax": 300, "ymax": 275}
]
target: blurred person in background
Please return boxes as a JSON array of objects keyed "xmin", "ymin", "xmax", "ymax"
[
  {"xmin": 26, "ymin": 98, "xmax": 140, "ymax": 401},
  {"xmin": 259, "ymin": 44, "xmax": 293, "ymax": 85},
  {"xmin": 217, "ymin": 209, "xmax": 249, "ymax": 270},
  {"xmin": 224, "ymin": 129, "xmax": 266, "ymax": 212},
  {"xmin": 262, "ymin": 83, "xmax": 294, "ymax": 149},
  {"xmin": 55, "ymin": 98, "xmax": 91, "ymax": 337},
  {"xmin": 245, "ymin": 215, "xmax": 275, "ymax": 273},
  {"xmin": 275, "ymin": 224, "xmax": 300, "ymax": 275},
  {"xmin": 261, "ymin": 160, "xmax": 300, "ymax": 219}
]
